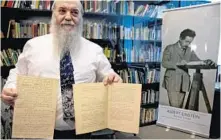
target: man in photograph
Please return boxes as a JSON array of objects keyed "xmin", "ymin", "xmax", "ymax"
[{"xmin": 162, "ymin": 28, "xmax": 215, "ymax": 108}]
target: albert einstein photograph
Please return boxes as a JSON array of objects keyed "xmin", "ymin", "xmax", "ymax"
[{"xmin": 159, "ymin": 5, "xmax": 220, "ymax": 114}]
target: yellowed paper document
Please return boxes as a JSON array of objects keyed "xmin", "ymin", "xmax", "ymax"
[
  {"xmin": 74, "ymin": 83, "xmax": 141, "ymax": 135},
  {"xmin": 12, "ymin": 75, "xmax": 58, "ymax": 139},
  {"xmin": 108, "ymin": 83, "xmax": 142, "ymax": 134},
  {"xmin": 74, "ymin": 83, "xmax": 108, "ymax": 134}
]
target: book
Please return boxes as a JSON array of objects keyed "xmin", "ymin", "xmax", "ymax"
[
  {"xmin": 1, "ymin": 49, "xmax": 21, "ymax": 66},
  {"xmin": 176, "ymin": 60, "xmax": 217, "ymax": 69},
  {"xmin": 73, "ymin": 83, "xmax": 142, "ymax": 135},
  {"xmin": 1, "ymin": 30, "xmax": 4, "ymax": 38}
]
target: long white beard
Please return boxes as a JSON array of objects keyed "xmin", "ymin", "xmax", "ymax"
[{"xmin": 50, "ymin": 15, "xmax": 83, "ymax": 58}]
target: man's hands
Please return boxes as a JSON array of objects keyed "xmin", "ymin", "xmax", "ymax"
[
  {"xmin": 1, "ymin": 88, "xmax": 17, "ymax": 106},
  {"xmin": 204, "ymin": 59, "xmax": 216, "ymax": 67},
  {"xmin": 103, "ymin": 73, "xmax": 123, "ymax": 86}
]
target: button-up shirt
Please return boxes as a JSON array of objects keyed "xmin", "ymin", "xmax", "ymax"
[{"xmin": 4, "ymin": 34, "xmax": 115, "ymax": 130}]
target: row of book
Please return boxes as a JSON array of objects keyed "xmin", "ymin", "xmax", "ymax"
[
  {"xmin": 82, "ymin": 0, "xmax": 135, "ymax": 15},
  {"xmin": 121, "ymin": 44, "xmax": 161, "ymax": 62},
  {"xmin": 120, "ymin": 26, "xmax": 161, "ymax": 41},
  {"xmin": 140, "ymin": 108, "xmax": 158, "ymax": 125},
  {"xmin": 117, "ymin": 68, "xmax": 160, "ymax": 84},
  {"xmin": 141, "ymin": 89, "xmax": 159, "ymax": 105},
  {"xmin": 1, "ymin": 49, "xmax": 21, "ymax": 67},
  {"xmin": 1, "ymin": 0, "xmax": 173, "ymax": 19},
  {"xmin": 103, "ymin": 46, "xmax": 116, "ymax": 63},
  {"xmin": 83, "ymin": 19, "xmax": 162, "ymax": 41},
  {"xmin": 82, "ymin": 0, "xmax": 167, "ymax": 18},
  {"xmin": 82, "ymin": 0, "xmax": 117, "ymax": 14},
  {"xmin": 83, "ymin": 21, "xmax": 118, "ymax": 40},
  {"xmin": 1, "ymin": 0, "xmax": 53, "ymax": 10},
  {"xmin": 134, "ymin": 25, "xmax": 161, "ymax": 41},
  {"xmin": 120, "ymin": 1, "xmax": 168, "ymax": 18},
  {"xmin": 146, "ymin": 69, "xmax": 160, "ymax": 84},
  {"xmin": 6, "ymin": 19, "xmax": 161, "ymax": 41},
  {"xmin": 7, "ymin": 20, "xmax": 50, "ymax": 38}
]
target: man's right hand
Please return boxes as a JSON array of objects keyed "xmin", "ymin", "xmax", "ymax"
[{"xmin": 1, "ymin": 88, "xmax": 17, "ymax": 106}]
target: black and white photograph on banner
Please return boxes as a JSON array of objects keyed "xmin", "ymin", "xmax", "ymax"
[
  {"xmin": 161, "ymin": 28, "xmax": 216, "ymax": 111},
  {"xmin": 157, "ymin": 2, "xmax": 220, "ymax": 137}
]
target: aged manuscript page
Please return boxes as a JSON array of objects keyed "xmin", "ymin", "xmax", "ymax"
[
  {"xmin": 108, "ymin": 83, "xmax": 142, "ymax": 134},
  {"xmin": 74, "ymin": 83, "xmax": 141, "ymax": 135},
  {"xmin": 12, "ymin": 75, "xmax": 58, "ymax": 139},
  {"xmin": 74, "ymin": 83, "xmax": 108, "ymax": 134}
]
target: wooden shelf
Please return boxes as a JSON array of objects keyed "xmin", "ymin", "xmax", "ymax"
[
  {"xmin": 86, "ymin": 38, "xmax": 117, "ymax": 47},
  {"xmin": 134, "ymin": 0, "xmax": 171, "ymax": 5},
  {"xmin": 140, "ymin": 120, "xmax": 157, "ymax": 127},
  {"xmin": 142, "ymin": 83, "xmax": 160, "ymax": 91},
  {"xmin": 111, "ymin": 62, "xmax": 161, "ymax": 69},
  {"xmin": 85, "ymin": 11, "xmax": 162, "ymax": 21},
  {"xmin": 135, "ymin": 40, "xmax": 162, "ymax": 45},
  {"xmin": 1, "ymin": 7, "xmax": 52, "ymax": 20},
  {"xmin": 1, "ymin": 38, "xmax": 29, "ymax": 50},
  {"xmin": 122, "ymin": 39, "xmax": 162, "ymax": 44},
  {"xmin": 141, "ymin": 102, "xmax": 159, "ymax": 109}
]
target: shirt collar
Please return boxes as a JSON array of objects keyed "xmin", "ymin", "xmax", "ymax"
[
  {"xmin": 178, "ymin": 41, "xmax": 187, "ymax": 50},
  {"xmin": 178, "ymin": 41, "xmax": 182, "ymax": 49}
]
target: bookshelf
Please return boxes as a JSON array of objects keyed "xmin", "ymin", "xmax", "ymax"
[{"xmin": 1, "ymin": 0, "xmax": 176, "ymax": 129}]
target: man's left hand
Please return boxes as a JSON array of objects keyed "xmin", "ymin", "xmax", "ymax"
[{"xmin": 103, "ymin": 73, "xmax": 123, "ymax": 86}]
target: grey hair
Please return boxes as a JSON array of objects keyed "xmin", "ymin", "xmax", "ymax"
[{"xmin": 51, "ymin": 0, "xmax": 84, "ymax": 16}]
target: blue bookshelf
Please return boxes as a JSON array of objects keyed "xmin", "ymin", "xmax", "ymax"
[{"xmin": 179, "ymin": 0, "xmax": 210, "ymax": 7}]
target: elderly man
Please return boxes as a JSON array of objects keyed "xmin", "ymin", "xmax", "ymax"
[{"xmin": 1, "ymin": 0, "xmax": 122, "ymax": 139}]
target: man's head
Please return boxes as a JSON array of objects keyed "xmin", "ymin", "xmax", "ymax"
[
  {"xmin": 179, "ymin": 29, "xmax": 196, "ymax": 49},
  {"xmin": 50, "ymin": 0, "xmax": 84, "ymax": 57},
  {"xmin": 51, "ymin": 0, "xmax": 83, "ymax": 32}
]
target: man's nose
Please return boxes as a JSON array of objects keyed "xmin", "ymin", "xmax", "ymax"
[{"xmin": 64, "ymin": 12, "xmax": 72, "ymax": 21}]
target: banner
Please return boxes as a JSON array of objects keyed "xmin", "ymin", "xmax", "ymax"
[{"xmin": 157, "ymin": 2, "xmax": 220, "ymax": 137}]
